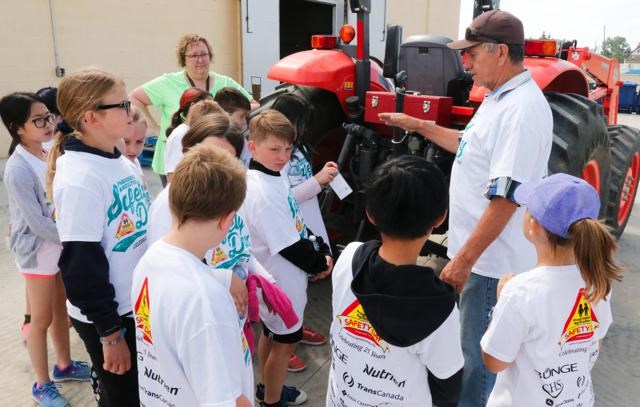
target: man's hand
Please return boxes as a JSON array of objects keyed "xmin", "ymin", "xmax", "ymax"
[
  {"xmin": 497, "ymin": 273, "xmax": 515, "ymax": 299},
  {"xmin": 230, "ymin": 274, "xmax": 248, "ymax": 316},
  {"xmin": 378, "ymin": 113, "xmax": 420, "ymax": 132},
  {"xmin": 314, "ymin": 161, "xmax": 338, "ymax": 187},
  {"xmin": 310, "ymin": 256, "xmax": 333, "ymax": 282},
  {"xmin": 441, "ymin": 197, "xmax": 519, "ymax": 293},
  {"xmin": 440, "ymin": 256, "xmax": 473, "ymax": 293},
  {"xmin": 102, "ymin": 333, "xmax": 131, "ymax": 375}
]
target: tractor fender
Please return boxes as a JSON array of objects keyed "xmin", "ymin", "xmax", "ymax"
[
  {"xmin": 267, "ymin": 49, "xmax": 392, "ymax": 111},
  {"xmin": 469, "ymin": 57, "xmax": 589, "ymax": 103}
]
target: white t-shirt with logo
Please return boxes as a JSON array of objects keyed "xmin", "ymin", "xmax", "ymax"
[
  {"xmin": 282, "ymin": 147, "xmax": 330, "ymax": 246},
  {"xmin": 448, "ymin": 70, "xmax": 552, "ymax": 279},
  {"xmin": 53, "ymin": 151, "xmax": 150, "ymax": 322},
  {"xmin": 239, "ymin": 169, "xmax": 308, "ymax": 334},
  {"xmin": 147, "ymin": 185, "xmax": 235, "ymax": 290},
  {"xmin": 163, "ymin": 123, "xmax": 190, "ymax": 174},
  {"xmin": 132, "ymin": 240, "xmax": 253, "ymax": 407},
  {"xmin": 481, "ymin": 265, "xmax": 613, "ymax": 407},
  {"xmin": 327, "ymin": 242, "xmax": 464, "ymax": 407}
]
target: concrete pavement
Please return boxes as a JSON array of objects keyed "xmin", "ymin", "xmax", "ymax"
[{"xmin": 1, "ymin": 113, "xmax": 640, "ymax": 405}]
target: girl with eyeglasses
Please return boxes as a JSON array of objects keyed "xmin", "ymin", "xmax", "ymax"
[
  {"xmin": 46, "ymin": 68, "xmax": 150, "ymax": 407},
  {"xmin": 0, "ymin": 92, "xmax": 91, "ymax": 406}
]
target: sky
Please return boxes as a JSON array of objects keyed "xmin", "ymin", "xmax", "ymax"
[{"xmin": 458, "ymin": 0, "xmax": 640, "ymax": 52}]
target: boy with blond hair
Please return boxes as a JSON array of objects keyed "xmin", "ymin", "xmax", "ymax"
[
  {"xmin": 240, "ymin": 110, "xmax": 333, "ymax": 406},
  {"xmin": 131, "ymin": 144, "xmax": 253, "ymax": 406}
]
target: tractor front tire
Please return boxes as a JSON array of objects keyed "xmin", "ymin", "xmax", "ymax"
[
  {"xmin": 604, "ymin": 125, "xmax": 640, "ymax": 238},
  {"xmin": 546, "ymin": 92, "xmax": 611, "ymax": 216}
]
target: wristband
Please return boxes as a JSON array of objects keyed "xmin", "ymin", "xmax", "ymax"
[{"xmin": 100, "ymin": 327, "xmax": 127, "ymax": 346}]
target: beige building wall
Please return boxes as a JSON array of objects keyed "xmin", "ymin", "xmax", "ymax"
[
  {"xmin": 0, "ymin": 0, "xmax": 459, "ymax": 157},
  {"xmin": 387, "ymin": 0, "xmax": 461, "ymax": 41},
  {"xmin": 0, "ymin": 0, "xmax": 242, "ymax": 156}
]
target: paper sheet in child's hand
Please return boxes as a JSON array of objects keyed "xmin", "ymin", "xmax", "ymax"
[{"xmin": 329, "ymin": 172, "xmax": 353, "ymax": 200}]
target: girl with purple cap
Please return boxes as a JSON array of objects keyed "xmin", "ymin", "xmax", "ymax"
[{"xmin": 479, "ymin": 173, "xmax": 623, "ymax": 406}]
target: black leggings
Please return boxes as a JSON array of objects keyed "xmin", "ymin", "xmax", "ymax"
[{"xmin": 71, "ymin": 317, "xmax": 139, "ymax": 407}]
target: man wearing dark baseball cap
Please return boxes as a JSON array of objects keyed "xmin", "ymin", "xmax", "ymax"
[
  {"xmin": 447, "ymin": 10, "xmax": 525, "ymax": 50},
  {"xmin": 379, "ymin": 9, "xmax": 553, "ymax": 407}
]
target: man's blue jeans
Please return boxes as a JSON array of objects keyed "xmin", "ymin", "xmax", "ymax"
[{"xmin": 458, "ymin": 272, "xmax": 499, "ymax": 407}]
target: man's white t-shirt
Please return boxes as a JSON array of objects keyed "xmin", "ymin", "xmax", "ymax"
[
  {"xmin": 132, "ymin": 240, "xmax": 253, "ymax": 406},
  {"xmin": 481, "ymin": 265, "xmax": 612, "ymax": 407},
  {"xmin": 282, "ymin": 148, "xmax": 330, "ymax": 246},
  {"xmin": 239, "ymin": 168, "xmax": 308, "ymax": 334},
  {"xmin": 326, "ymin": 242, "xmax": 464, "ymax": 406},
  {"xmin": 53, "ymin": 151, "xmax": 150, "ymax": 322},
  {"xmin": 163, "ymin": 123, "xmax": 190, "ymax": 174},
  {"xmin": 448, "ymin": 70, "xmax": 552, "ymax": 279}
]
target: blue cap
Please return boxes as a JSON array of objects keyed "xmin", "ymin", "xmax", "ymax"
[{"xmin": 514, "ymin": 173, "xmax": 600, "ymax": 238}]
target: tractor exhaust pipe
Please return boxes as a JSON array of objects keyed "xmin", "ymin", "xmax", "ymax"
[{"xmin": 349, "ymin": 0, "xmax": 371, "ymax": 116}]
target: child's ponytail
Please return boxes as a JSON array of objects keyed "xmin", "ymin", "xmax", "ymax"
[
  {"xmin": 166, "ymin": 88, "xmax": 212, "ymax": 138},
  {"xmin": 570, "ymin": 219, "xmax": 623, "ymax": 304},
  {"xmin": 46, "ymin": 121, "xmax": 76, "ymax": 202},
  {"xmin": 166, "ymin": 109, "xmax": 185, "ymax": 138}
]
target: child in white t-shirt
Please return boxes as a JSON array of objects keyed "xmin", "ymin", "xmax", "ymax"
[
  {"xmin": 148, "ymin": 113, "xmax": 274, "ymax": 314},
  {"xmin": 326, "ymin": 155, "xmax": 464, "ymax": 407},
  {"xmin": 240, "ymin": 110, "xmax": 333, "ymax": 407},
  {"xmin": 214, "ymin": 86, "xmax": 252, "ymax": 166},
  {"xmin": 481, "ymin": 174, "xmax": 623, "ymax": 407},
  {"xmin": 47, "ymin": 69, "xmax": 150, "ymax": 406},
  {"xmin": 272, "ymin": 93, "xmax": 337, "ymax": 250},
  {"xmin": 132, "ymin": 144, "xmax": 253, "ymax": 407},
  {"xmin": 122, "ymin": 106, "xmax": 147, "ymax": 175},
  {"xmin": 1, "ymin": 91, "xmax": 91, "ymax": 406},
  {"xmin": 271, "ymin": 93, "xmax": 338, "ymax": 371},
  {"xmin": 163, "ymin": 88, "xmax": 222, "ymax": 182}
]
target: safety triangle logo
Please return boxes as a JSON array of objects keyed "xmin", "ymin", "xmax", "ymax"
[
  {"xmin": 211, "ymin": 247, "xmax": 228, "ymax": 266},
  {"xmin": 559, "ymin": 289, "xmax": 599, "ymax": 347},
  {"xmin": 134, "ymin": 277, "xmax": 153, "ymax": 345},
  {"xmin": 115, "ymin": 213, "xmax": 135, "ymax": 239},
  {"xmin": 337, "ymin": 299, "xmax": 388, "ymax": 352}
]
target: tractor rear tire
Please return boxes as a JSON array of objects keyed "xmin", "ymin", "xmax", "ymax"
[
  {"xmin": 604, "ymin": 125, "xmax": 640, "ymax": 238},
  {"xmin": 546, "ymin": 92, "xmax": 610, "ymax": 216}
]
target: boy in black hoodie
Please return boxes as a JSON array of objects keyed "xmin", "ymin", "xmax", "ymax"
[{"xmin": 326, "ymin": 155, "xmax": 463, "ymax": 407}]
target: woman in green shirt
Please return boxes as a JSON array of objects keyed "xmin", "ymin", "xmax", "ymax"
[{"xmin": 130, "ymin": 33, "xmax": 256, "ymax": 184}]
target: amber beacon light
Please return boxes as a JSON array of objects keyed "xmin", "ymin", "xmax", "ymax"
[{"xmin": 339, "ymin": 24, "xmax": 356, "ymax": 44}]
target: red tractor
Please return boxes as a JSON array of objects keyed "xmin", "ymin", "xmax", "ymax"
[{"xmin": 253, "ymin": 0, "xmax": 640, "ymax": 253}]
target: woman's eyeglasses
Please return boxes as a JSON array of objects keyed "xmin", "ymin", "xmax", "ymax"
[
  {"xmin": 97, "ymin": 100, "xmax": 131, "ymax": 115},
  {"xmin": 31, "ymin": 113, "xmax": 56, "ymax": 128},
  {"xmin": 185, "ymin": 53, "xmax": 210, "ymax": 60}
]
